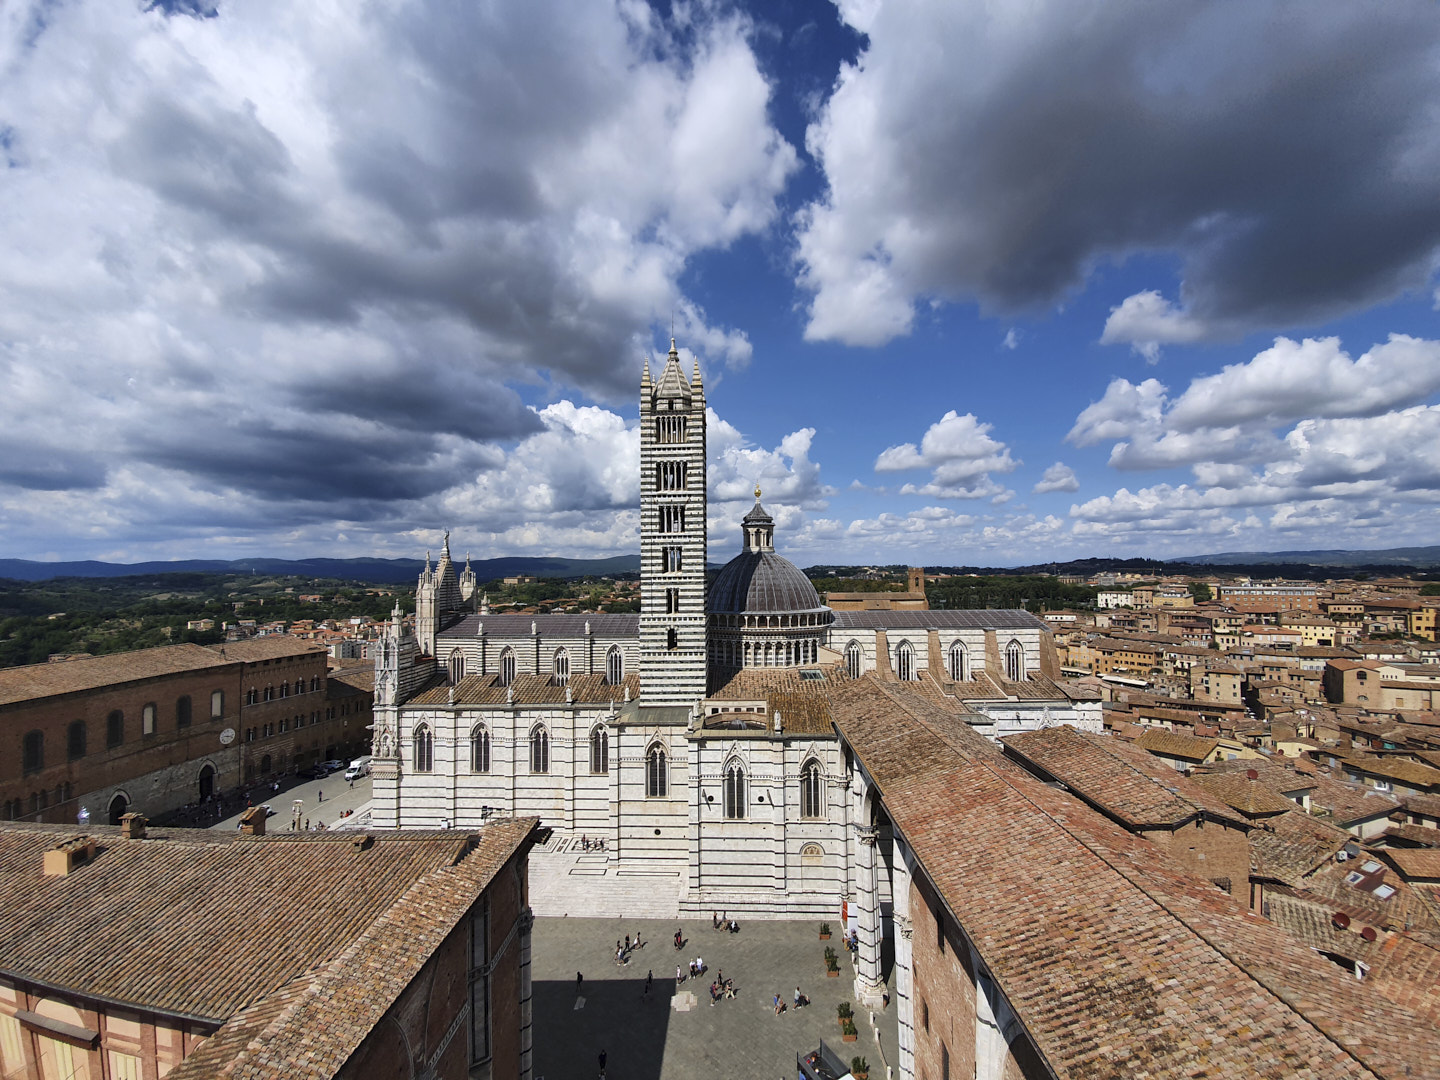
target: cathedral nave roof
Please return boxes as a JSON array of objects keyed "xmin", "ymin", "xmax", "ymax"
[
  {"xmin": 439, "ymin": 612, "xmax": 639, "ymax": 640},
  {"xmin": 406, "ymin": 671, "xmax": 640, "ymax": 707},
  {"xmin": 829, "ymin": 609, "xmax": 1049, "ymax": 631}
]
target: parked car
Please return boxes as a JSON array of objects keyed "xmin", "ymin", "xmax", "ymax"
[
  {"xmin": 259, "ymin": 804, "xmax": 276, "ymax": 817},
  {"xmin": 321, "ymin": 759, "xmax": 345, "ymax": 773},
  {"xmin": 299, "ymin": 765, "xmax": 328, "ymax": 780}
]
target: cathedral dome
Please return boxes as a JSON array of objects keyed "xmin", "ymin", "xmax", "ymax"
[{"xmin": 709, "ymin": 550, "xmax": 826, "ymax": 615}]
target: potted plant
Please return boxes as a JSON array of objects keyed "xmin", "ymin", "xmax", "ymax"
[
  {"xmin": 837, "ymin": 1001, "xmax": 853, "ymax": 1027},
  {"xmin": 842, "ymin": 1018, "xmax": 858, "ymax": 1043},
  {"xmin": 819, "ymin": 922, "xmax": 832, "ymax": 940},
  {"xmin": 825, "ymin": 947, "xmax": 840, "ymax": 977},
  {"xmin": 851, "ymin": 1057, "xmax": 869, "ymax": 1079}
]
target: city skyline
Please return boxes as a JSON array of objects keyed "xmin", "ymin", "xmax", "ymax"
[{"xmin": 3, "ymin": 0, "xmax": 1440, "ymax": 566}]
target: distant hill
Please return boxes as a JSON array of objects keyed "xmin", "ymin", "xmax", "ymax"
[
  {"xmin": 1170, "ymin": 546, "xmax": 1440, "ymax": 568},
  {"xmin": 0, "ymin": 555, "xmax": 641, "ymax": 584}
]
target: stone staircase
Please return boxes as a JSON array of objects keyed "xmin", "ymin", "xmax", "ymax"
[{"xmin": 528, "ymin": 831, "xmax": 686, "ymax": 919}]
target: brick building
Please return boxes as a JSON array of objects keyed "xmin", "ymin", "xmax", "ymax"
[
  {"xmin": 2, "ymin": 640, "xmax": 371, "ymax": 827},
  {"xmin": 0, "ymin": 815, "xmax": 540, "ymax": 1080}
]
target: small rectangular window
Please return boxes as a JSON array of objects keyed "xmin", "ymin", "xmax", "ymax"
[{"xmin": 211, "ymin": 689, "xmax": 225, "ymax": 719}]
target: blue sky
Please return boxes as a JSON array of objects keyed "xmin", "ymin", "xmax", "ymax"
[{"xmin": 2, "ymin": 0, "xmax": 1439, "ymax": 566}]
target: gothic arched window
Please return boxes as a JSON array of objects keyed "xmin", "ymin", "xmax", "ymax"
[
  {"xmin": 553, "ymin": 648, "xmax": 570, "ymax": 686},
  {"xmin": 724, "ymin": 762, "xmax": 746, "ymax": 819},
  {"xmin": 530, "ymin": 725, "xmax": 550, "ymax": 774},
  {"xmin": 947, "ymin": 641, "xmax": 968, "ymax": 682},
  {"xmin": 471, "ymin": 725, "xmax": 491, "ymax": 773},
  {"xmin": 448, "ymin": 649, "xmax": 465, "ymax": 685},
  {"xmin": 413, "ymin": 724, "xmax": 433, "ymax": 773},
  {"xmin": 646, "ymin": 745, "xmax": 667, "ymax": 797},
  {"xmin": 1005, "ymin": 639, "xmax": 1025, "ymax": 682},
  {"xmin": 606, "ymin": 645, "xmax": 624, "ymax": 686},
  {"xmin": 590, "ymin": 726, "xmax": 609, "ymax": 774},
  {"xmin": 499, "ymin": 648, "xmax": 516, "ymax": 688},
  {"xmin": 895, "ymin": 640, "xmax": 915, "ymax": 682},
  {"xmin": 800, "ymin": 760, "xmax": 823, "ymax": 819},
  {"xmin": 845, "ymin": 641, "xmax": 862, "ymax": 679}
]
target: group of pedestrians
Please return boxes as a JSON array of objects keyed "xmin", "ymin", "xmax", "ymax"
[{"xmin": 612, "ymin": 930, "xmax": 644, "ymax": 966}]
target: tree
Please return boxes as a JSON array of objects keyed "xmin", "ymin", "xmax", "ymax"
[{"xmin": 1188, "ymin": 582, "xmax": 1212, "ymax": 603}]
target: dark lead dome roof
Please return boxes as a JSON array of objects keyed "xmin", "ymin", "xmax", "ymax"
[{"xmin": 709, "ymin": 551, "xmax": 826, "ymax": 615}]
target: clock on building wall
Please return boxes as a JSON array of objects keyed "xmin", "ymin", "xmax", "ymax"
[{"xmin": 220, "ymin": 728, "xmax": 236, "ymax": 746}]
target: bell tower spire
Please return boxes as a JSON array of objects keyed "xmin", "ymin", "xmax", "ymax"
[{"xmin": 639, "ymin": 340, "xmax": 708, "ymax": 705}]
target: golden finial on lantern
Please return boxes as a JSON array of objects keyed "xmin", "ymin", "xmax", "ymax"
[{"xmin": 754, "ymin": 484, "xmax": 762, "ymax": 500}]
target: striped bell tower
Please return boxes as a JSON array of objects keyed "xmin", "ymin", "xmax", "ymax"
[{"xmin": 639, "ymin": 339, "xmax": 708, "ymax": 705}]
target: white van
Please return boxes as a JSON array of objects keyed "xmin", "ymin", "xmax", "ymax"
[{"xmin": 344, "ymin": 756, "xmax": 372, "ymax": 781}]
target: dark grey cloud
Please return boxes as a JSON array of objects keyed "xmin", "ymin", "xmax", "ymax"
[
  {"xmin": 798, "ymin": 1, "xmax": 1440, "ymax": 344},
  {"xmin": 0, "ymin": 0, "xmax": 791, "ymax": 556}
]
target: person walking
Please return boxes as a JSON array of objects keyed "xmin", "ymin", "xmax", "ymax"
[
  {"xmin": 598, "ymin": 1048, "xmax": 607, "ymax": 1080},
  {"xmin": 642, "ymin": 969, "xmax": 653, "ymax": 1000},
  {"xmin": 576, "ymin": 971, "xmax": 584, "ymax": 995},
  {"xmin": 675, "ymin": 964, "xmax": 684, "ymax": 986}
]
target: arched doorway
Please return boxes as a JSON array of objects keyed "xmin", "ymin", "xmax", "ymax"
[
  {"xmin": 198, "ymin": 764, "xmax": 215, "ymax": 801},
  {"xmin": 108, "ymin": 793, "xmax": 128, "ymax": 825},
  {"xmin": 260, "ymin": 754, "xmax": 272, "ymax": 775}
]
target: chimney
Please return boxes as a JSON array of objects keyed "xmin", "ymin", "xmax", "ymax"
[
  {"xmin": 43, "ymin": 836, "xmax": 96, "ymax": 877},
  {"xmin": 120, "ymin": 812, "xmax": 147, "ymax": 840},
  {"xmin": 239, "ymin": 806, "xmax": 267, "ymax": 836}
]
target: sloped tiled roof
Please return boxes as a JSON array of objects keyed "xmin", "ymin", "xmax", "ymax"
[
  {"xmin": 208, "ymin": 638, "xmax": 325, "ymax": 663},
  {"xmin": 1004, "ymin": 725, "xmax": 1246, "ymax": 829},
  {"xmin": 439, "ymin": 612, "xmax": 639, "ymax": 639},
  {"xmin": 407, "ymin": 671, "xmax": 640, "ymax": 707},
  {"xmin": 0, "ymin": 645, "xmax": 230, "ymax": 707},
  {"xmin": 1132, "ymin": 728, "xmax": 1221, "ymax": 761},
  {"xmin": 0, "ymin": 820, "xmax": 531, "ymax": 1023},
  {"xmin": 1187, "ymin": 772, "xmax": 1299, "ymax": 817},
  {"xmin": 164, "ymin": 817, "xmax": 538, "ymax": 1079},
  {"xmin": 1247, "ymin": 809, "xmax": 1350, "ymax": 885},
  {"xmin": 831, "ymin": 678, "xmax": 1440, "ymax": 1079},
  {"xmin": 828, "ymin": 609, "xmax": 1047, "ymax": 631}
]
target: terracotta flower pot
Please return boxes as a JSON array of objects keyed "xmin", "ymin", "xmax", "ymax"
[
  {"xmin": 842, "ymin": 1033, "xmax": 857, "ymax": 1043},
  {"xmin": 827, "ymin": 969, "xmax": 839, "ymax": 978},
  {"xmin": 819, "ymin": 933, "xmax": 831, "ymax": 940}
]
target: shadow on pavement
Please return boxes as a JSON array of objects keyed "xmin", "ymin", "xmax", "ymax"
[{"xmin": 532, "ymin": 974, "xmax": 670, "ymax": 1080}]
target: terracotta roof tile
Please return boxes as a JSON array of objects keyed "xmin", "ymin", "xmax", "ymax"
[
  {"xmin": 1003, "ymin": 725, "xmax": 1248, "ymax": 829},
  {"xmin": 0, "ymin": 645, "xmax": 230, "ymax": 707},
  {"xmin": 0, "ymin": 820, "xmax": 527, "ymax": 1022},
  {"xmin": 830, "ymin": 677, "xmax": 1440, "ymax": 1079}
]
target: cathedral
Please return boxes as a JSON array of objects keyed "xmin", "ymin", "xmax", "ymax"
[{"xmin": 370, "ymin": 341, "xmax": 1100, "ymax": 916}]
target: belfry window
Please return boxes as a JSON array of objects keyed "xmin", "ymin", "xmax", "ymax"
[
  {"xmin": 665, "ymin": 587, "xmax": 680, "ymax": 613},
  {"xmin": 663, "ymin": 546, "xmax": 683, "ymax": 573},
  {"xmin": 659, "ymin": 505, "xmax": 686, "ymax": 533},
  {"xmin": 1005, "ymin": 639, "xmax": 1025, "ymax": 682},
  {"xmin": 724, "ymin": 763, "xmax": 746, "ymax": 819},
  {"xmin": 655, "ymin": 415, "xmax": 688, "ymax": 444},
  {"xmin": 647, "ymin": 745, "xmax": 667, "ymax": 797},
  {"xmin": 896, "ymin": 640, "xmax": 915, "ymax": 682},
  {"xmin": 656, "ymin": 461, "xmax": 687, "ymax": 491}
]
